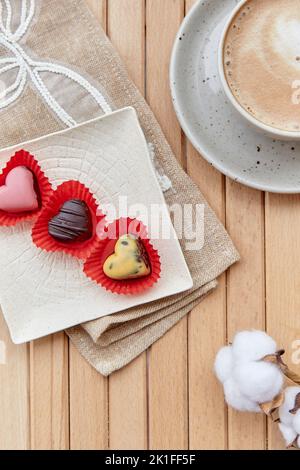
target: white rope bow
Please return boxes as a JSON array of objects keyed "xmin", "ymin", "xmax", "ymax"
[{"xmin": 0, "ymin": 0, "xmax": 112, "ymax": 126}]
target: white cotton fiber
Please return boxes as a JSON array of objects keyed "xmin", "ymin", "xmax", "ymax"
[
  {"xmin": 214, "ymin": 330, "xmax": 283, "ymax": 413},
  {"xmin": 278, "ymin": 422, "xmax": 297, "ymax": 447},
  {"xmin": 293, "ymin": 411, "xmax": 300, "ymax": 435},
  {"xmin": 232, "ymin": 330, "xmax": 277, "ymax": 363},
  {"xmin": 279, "ymin": 386, "xmax": 300, "ymax": 426},
  {"xmin": 214, "ymin": 346, "xmax": 233, "ymax": 383},
  {"xmin": 278, "ymin": 386, "xmax": 300, "ymax": 448},
  {"xmin": 223, "ymin": 378, "xmax": 260, "ymax": 413},
  {"xmin": 233, "ymin": 362, "xmax": 283, "ymax": 404}
]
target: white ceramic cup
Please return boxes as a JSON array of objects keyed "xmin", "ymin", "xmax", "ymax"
[{"xmin": 218, "ymin": 0, "xmax": 300, "ymax": 141}]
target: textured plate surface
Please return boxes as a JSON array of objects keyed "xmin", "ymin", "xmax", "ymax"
[
  {"xmin": 170, "ymin": 0, "xmax": 300, "ymax": 193},
  {"xmin": 0, "ymin": 108, "xmax": 192, "ymax": 343}
]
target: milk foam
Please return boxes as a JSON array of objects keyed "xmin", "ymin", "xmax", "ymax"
[{"xmin": 224, "ymin": 0, "xmax": 300, "ymax": 132}]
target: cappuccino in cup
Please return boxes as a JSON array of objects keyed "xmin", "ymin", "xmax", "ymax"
[{"xmin": 222, "ymin": 0, "xmax": 300, "ymax": 134}]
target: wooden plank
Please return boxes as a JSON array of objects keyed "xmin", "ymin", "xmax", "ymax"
[
  {"xmin": 226, "ymin": 182, "xmax": 266, "ymax": 450},
  {"xmin": 0, "ymin": 316, "xmax": 29, "ymax": 449},
  {"xmin": 186, "ymin": 0, "xmax": 267, "ymax": 450},
  {"xmin": 185, "ymin": 0, "xmax": 227, "ymax": 450},
  {"xmin": 146, "ymin": 0, "xmax": 187, "ymax": 449},
  {"xmin": 68, "ymin": 0, "xmax": 109, "ymax": 451},
  {"xmin": 109, "ymin": 356, "xmax": 147, "ymax": 449},
  {"xmin": 149, "ymin": 322, "xmax": 188, "ymax": 449},
  {"xmin": 188, "ymin": 284, "xmax": 228, "ymax": 450},
  {"xmin": 86, "ymin": 0, "xmax": 107, "ymax": 26},
  {"xmin": 108, "ymin": 0, "xmax": 145, "ymax": 94},
  {"xmin": 146, "ymin": 0, "xmax": 185, "ymax": 168},
  {"xmin": 69, "ymin": 342, "xmax": 108, "ymax": 450},
  {"xmin": 187, "ymin": 146, "xmax": 227, "ymax": 450},
  {"xmin": 107, "ymin": 0, "xmax": 148, "ymax": 450},
  {"xmin": 265, "ymin": 193, "xmax": 300, "ymax": 450},
  {"xmin": 30, "ymin": 334, "xmax": 69, "ymax": 449}
]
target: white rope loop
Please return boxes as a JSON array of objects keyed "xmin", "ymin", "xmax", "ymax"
[{"xmin": 0, "ymin": 0, "xmax": 112, "ymax": 126}]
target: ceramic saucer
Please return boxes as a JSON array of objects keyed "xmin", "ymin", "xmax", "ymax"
[{"xmin": 170, "ymin": 0, "xmax": 300, "ymax": 193}]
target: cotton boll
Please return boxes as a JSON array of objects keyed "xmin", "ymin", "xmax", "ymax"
[
  {"xmin": 279, "ymin": 406, "xmax": 294, "ymax": 427},
  {"xmin": 279, "ymin": 386, "xmax": 300, "ymax": 426},
  {"xmin": 232, "ymin": 330, "xmax": 277, "ymax": 363},
  {"xmin": 214, "ymin": 346, "xmax": 233, "ymax": 384},
  {"xmin": 214, "ymin": 330, "xmax": 285, "ymax": 415},
  {"xmin": 278, "ymin": 422, "xmax": 298, "ymax": 447},
  {"xmin": 278, "ymin": 388, "xmax": 300, "ymax": 448},
  {"xmin": 293, "ymin": 411, "xmax": 300, "ymax": 435},
  {"xmin": 223, "ymin": 378, "xmax": 260, "ymax": 413},
  {"xmin": 284, "ymin": 386, "xmax": 300, "ymax": 406},
  {"xmin": 233, "ymin": 361, "xmax": 283, "ymax": 404}
]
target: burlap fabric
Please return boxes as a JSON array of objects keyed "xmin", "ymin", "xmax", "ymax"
[{"xmin": 0, "ymin": 0, "xmax": 239, "ymax": 375}]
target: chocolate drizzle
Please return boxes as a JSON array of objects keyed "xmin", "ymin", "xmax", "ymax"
[
  {"xmin": 134, "ymin": 235, "xmax": 150, "ymax": 270},
  {"xmin": 48, "ymin": 199, "xmax": 92, "ymax": 243}
]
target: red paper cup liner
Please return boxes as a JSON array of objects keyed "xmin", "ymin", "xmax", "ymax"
[
  {"xmin": 32, "ymin": 180, "xmax": 105, "ymax": 259},
  {"xmin": 84, "ymin": 218, "xmax": 161, "ymax": 295},
  {"xmin": 0, "ymin": 149, "xmax": 53, "ymax": 226}
]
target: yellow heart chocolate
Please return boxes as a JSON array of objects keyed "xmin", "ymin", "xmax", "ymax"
[{"xmin": 103, "ymin": 233, "xmax": 151, "ymax": 280}]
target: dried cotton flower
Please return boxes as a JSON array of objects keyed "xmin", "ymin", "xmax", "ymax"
[
  {"xmin": 278, "ymin": 387, "xmax": 300, "ymax": 448},
  {"xmin": 214, "ymin": 330, "xmax": 284, "ymax": 413}
]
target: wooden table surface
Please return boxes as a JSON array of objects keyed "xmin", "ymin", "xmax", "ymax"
[{"xmin": 1, "ymin": 0, "xmax": 300, "ymax": 450}]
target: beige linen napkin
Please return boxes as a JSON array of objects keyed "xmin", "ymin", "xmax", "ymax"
[{"xmin": 0, "ymin": 0, "xmax": 239, "ymax": 375}]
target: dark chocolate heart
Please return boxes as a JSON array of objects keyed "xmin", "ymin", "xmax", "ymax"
[{"xmin": 48, "ymin": 199, "xmax": 93, "ymax": 243}]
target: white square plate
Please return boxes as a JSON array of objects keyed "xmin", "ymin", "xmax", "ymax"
[{"xmin": 0, "ymin": 108, "xmax": 193, "ymax": 343}]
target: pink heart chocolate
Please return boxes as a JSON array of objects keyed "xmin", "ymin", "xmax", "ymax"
[{"xmin": 0, "ymin": 166, "xmax": 39, "ymax": 213}]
